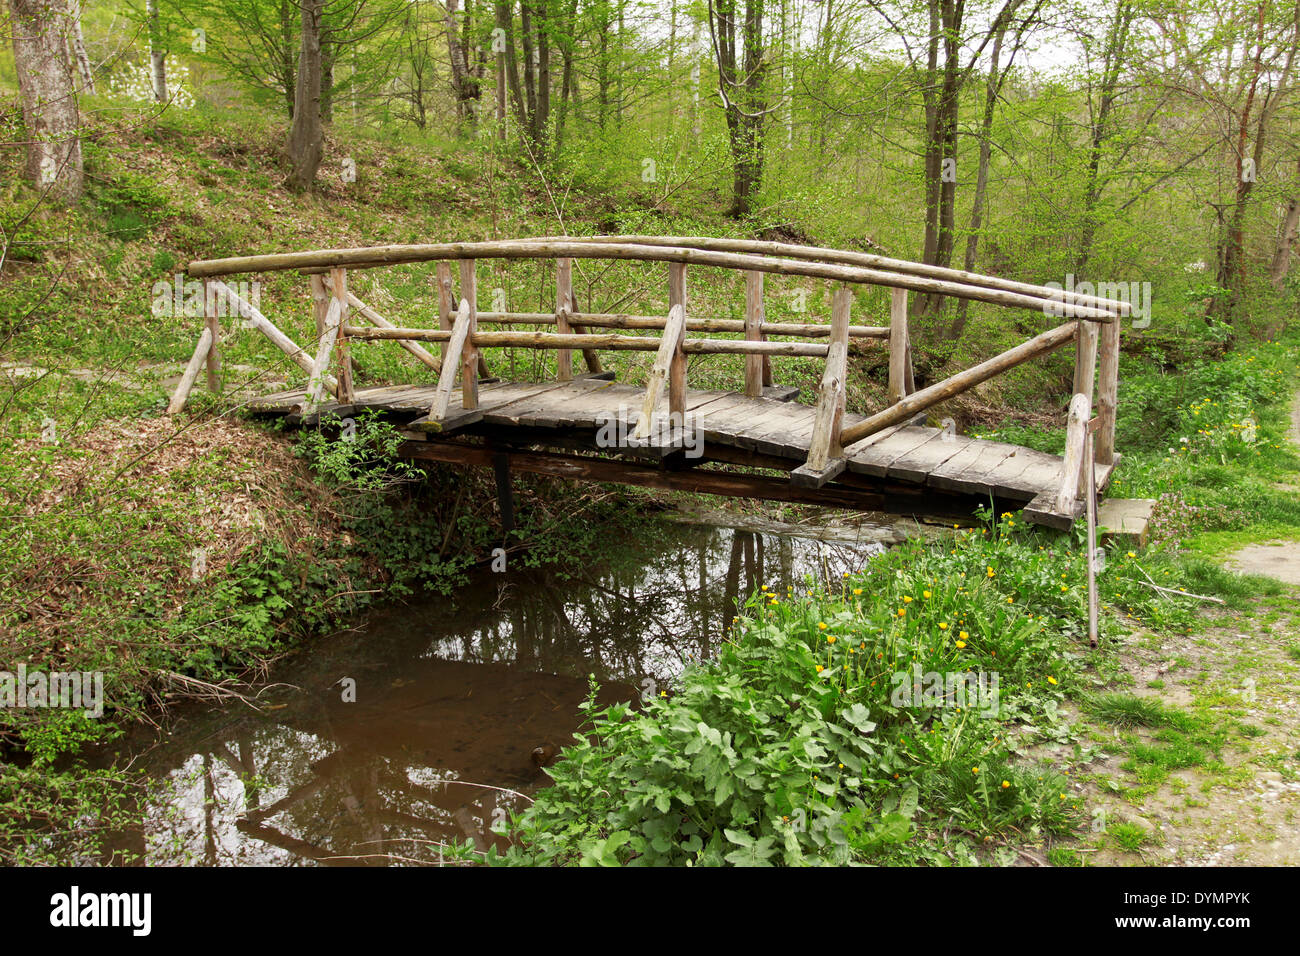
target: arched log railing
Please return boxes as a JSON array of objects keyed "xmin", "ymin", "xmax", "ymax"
[{"xmin": 173, "ymin": 237, "xmax": 1128, "ymax": 524}]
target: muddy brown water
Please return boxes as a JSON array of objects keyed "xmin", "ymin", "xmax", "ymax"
[{"xmin": 102, "ymin": 519, "xmax": 892, "ymax": 865}]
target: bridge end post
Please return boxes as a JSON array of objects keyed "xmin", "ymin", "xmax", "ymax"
[
  {"xmin": 888, "ymin": 287, "xmax": 909, "ymax": 404},
  {"xmin": 459, "ymin": 259, "xmax": 479, "ymax": 410},
  {"xmin": 791, "ymin": 285, "xmax": 852, "ymax": 488},
  {"xmin": 203, "ymin": 279, "xmax": 222, "ymax": 394},
  {"xmin": 1096, "ymin": 317, "xmax": 1119, "ymax": 465},
  {"xmin": 668, "ymin": 262, "xmax": 687, "ymax": 418},
  {"xmin": 330, "ymin": 267, "xmax": 355, "ymax": 404}
]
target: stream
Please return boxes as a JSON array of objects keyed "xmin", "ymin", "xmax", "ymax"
[{"xmin": 103, "ymin": 516, "xmax": 904, "ymax": 865}]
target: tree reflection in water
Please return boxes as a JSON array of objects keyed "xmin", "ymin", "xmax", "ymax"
[{"xmin": 105, "ymin": 522, "xmax": 888, "ymax": 865}]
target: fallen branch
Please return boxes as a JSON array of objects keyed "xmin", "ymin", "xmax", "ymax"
[{"xmin": 1133, "ymin": 565, "xmax": 1226, "ymax": 605}]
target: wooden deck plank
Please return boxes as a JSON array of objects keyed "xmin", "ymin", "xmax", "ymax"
[
  {"xmin": 927, "ymin": 440, "xmax": 1021, "ymax": 496},
  {"xmin": 248, "ymin": 378, "xmax": 1086, "ymax": 518},
  {"xmin": 886, "ymin": 432, "xmax": 977, "ymax": 483},
  {"xmin": 846, "ymin": 426, "xmax": 942, "ymax": 478}
]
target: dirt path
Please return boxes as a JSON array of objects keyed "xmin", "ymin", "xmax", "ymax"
[{"xmin": 1069, "ymin": 390, "xmax": 1300, "ymax": 866}]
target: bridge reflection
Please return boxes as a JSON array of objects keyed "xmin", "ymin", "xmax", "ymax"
[{"xmin": 107, "ymin": 522, "xmax": 887, "ymax": 865}]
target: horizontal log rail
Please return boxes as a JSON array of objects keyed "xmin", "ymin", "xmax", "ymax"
[
  {"xmin": 188, "ymin": 240, "xmax": 1120, "ymax": 321},
  {"xmin": 468, "ymin": 311, "xmax": 890, "ymax": 338},
  {"xmin": 534, "ymin": 234, "xmax": 1134, "ymax": 317},
  {"xmin": 840, "ymin": 321, "xmax": 1080, "ymax": 446},
  {"xmin": 342, "ymin": 325, "xmax": 832, "ymax": 357}
]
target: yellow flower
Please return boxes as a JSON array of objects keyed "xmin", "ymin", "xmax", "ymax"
[
  {"xmin": 955, "ymin": 641, "xmax": 966, "ymax": 649},
  {"xmin": 817, "ymin": 621, "xmax": 828, "ymax": 630},
  {"xmin": 938, "ymin": 622, "xmax": 948, "ymax": 630},
  {"xmin": 972, "ymin": 767, "xmax": 980, "ymax": 774},
  {"xmin": 815, "ymin": 664, "xmax": 824, "ymax": 673},
  {"xmin": 987, "ymin": 567, "xmax": 995, "ymax": 578},
  {"xmin": 853, "ymin": 588, "xmax": 863, "ymax": 595},
  {"xmin": 827, "ymin": 635, "xmax": 836, "ymax": 644},
  {"xmin": 761, "ymin": 584, "xmax": 768, "ymax": 591},
  {"xmin": 1001, "ymin": 781, "xmax": 1010, "ymax": 789},
  {"xmin": 959, "ymin": 631, "xmax": 969, "ymax": 639},
  {"xmin": 923, "ymin": 590, "xmax": 932, "ymax": 599},
  {"xmin": 903, "ymin": 595, "xmax": 913, "ymax": 604},
  {"xmin": 1127, "ymin": 551, "xmax": 1136, "ymax": 558},
  {"xmin": 897, "ymin": 608, "xmax": 906, "ymax": 617},
  {"xmin": 1060, "ymin": 585, "xmax": 1068, "ymax": 592},
  {"xmin": 1047, "ymin": 676, "xmax": 1058, "ymax": 685}
]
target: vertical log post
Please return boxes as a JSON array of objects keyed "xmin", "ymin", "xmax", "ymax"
[
  {"xmin": 1056, "ymin": 392, "xmax": 1091, "ymax": 514},
  {"xmin": 744, "ymin": 270, "xmax": 764, "ymax": 397},
  {"xmin": 668, "ymin": 262, "xmax": 687, "ymax": 417},
  {"xmin": 1096, "ymin": 318, "xmax": 1120, "ymax": 464},
  {"xmin": 791, "ymin": 286, "xmax": 853, "ymax": 486},
  {"xmin": 558, "ymin": 257, "xmax": 602, "ymax": 374},
  {"xmin": 203, "ymin": 279, "xmax": 222, "ymax": 393},
  {"xmin": 435, "ymin": 261, "xmax": 454, "ymax": 367},
  {"xmin": 311, "ymin": 273, "xmax": 329, "ymax": 343},
  {"xmin": 1073, "ymin": 318, "xmax": 1100, "ymax": 409},
  {"xmin": 1085, "ymin": 419, "xmax": 1100, "ymax": 648},
  {"xmin": 303, "ymin": 293, "xmax": 343, "ymax": 415},
  {"xmin": 888, "ymin": 286, "xmax": 909, "ymax": 404},
  {"xmin": 459, "ymin": 259, "xmax": 479, "ymax": 410},
  {"xmin": 331, "ymin": 267, "xmax": 355, "ymax": 403},
  {"xmin": 167, "ymin": 328, "xmax": 214, "ymax": 415},
  {"xmin": 555, "ymin": 257, "xmax": 574, "ymax": 381}
]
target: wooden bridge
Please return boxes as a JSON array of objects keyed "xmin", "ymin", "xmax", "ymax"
[{"xmin": 172, "ymin": 236, "xmax": 1128, "ymax": 529}]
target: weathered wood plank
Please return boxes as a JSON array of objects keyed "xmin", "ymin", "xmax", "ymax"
[
  {"xmin": 633, "ymin": 303, "xmax": 686, "ymax": 441},
  {"xmin": 847, "ymin": 427, "xmax": 942, "ymax": 478},
  {"xmin": 167, "ymin": 328, "xmax": 214, "ymax": 414},
  {"xmin": 432, "ymin": 299, "xmax": 473, "ymax": 420},
  {"xmin": 888, "ymin": 286, "xmax": 908, "ymax": 404},
  {"xmin": 793, "ymin": 286, "xmax": 852, "ymax": 485},
  {"xmin": 886, "ymin": 432, "xmax": 976, "ymax": 483},
  {"xmin": 744, "ymin": 271, "xmax": 764, "ymax": 398}
]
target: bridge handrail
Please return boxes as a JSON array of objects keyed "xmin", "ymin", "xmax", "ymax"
[
  {"xmin": 173, "ymin": 238, "xmax": 1121, "ymax": 527},
  {"xmin": 187, "ymin": 239, "xmax": 1121, "ymax": 321}
]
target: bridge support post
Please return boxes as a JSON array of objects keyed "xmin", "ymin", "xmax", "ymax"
[
  {"xmin": 331, "ymin": 267, "xmax": 355, "ymax": 403},
  {"xmin": 888, "ymin": 287, "xmax": 910, "ymax": 404},
  {"xmin": 436, "ymin": 261, "xmax": 454, "ymax": 367},
  {"xmin": 668, "ymin": 262, "xmax": 687, "ymax": 417},
  {"xmin": 202, "ymin": 280, "xmax": 222, "ymax": 393},
  {"xmin": 310, "ymin": 273, "xmax": 329, "ymax": 342},
  {"xmin": 492, "ymin": 450, "xmax": 515, "ymax": 534},
  {"xmin": 459, "ymin": 259, "xmax": 480, "ymax": 410},
  {"xmin": 1073, "ymin": 318, "xmax": 1099, "ymax": 409},
  {"xmin": 555, "ymin": 258, "xmax": 573, "ymax": 381},
  {"xmin": 791, "ymin": 286, "xmax": 852, "ymax": 487},
  {"xmin": 744, "ymin": 271, "xmax": 764, "ymax": 397},
  {"xmin": 1096, "ymin": 318, "xmax": 1119, "ymax": 465}
]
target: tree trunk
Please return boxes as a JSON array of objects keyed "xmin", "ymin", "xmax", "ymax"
[
  {"xmin": 287, "ymin": 0, "xmax": 324, "ymax": 192},
  {"xmin": 65, "ymin": 0, "xmax": 95, "ymax": 93},
  {"xmin": 1075, "ymin": 1, "xmax": 1133, "ymax": 276},
  {"xmin": 949, "ymin": 17, "xmax": 1008, "ymax": 340},
  {"xmin": 321, "ymin": 37, "xmax": 334, "ymax": 125},
  {"xmin": 1269, "ymin": 156, "xmax": 1300, "ymax": 288},
  {"xmin": 8, "ymin": 0, "xmax": 83, "ymax": 201},
  {"xmin": 713, "ymin": 0, "xmax": 767, "ymax": 218},
  {"xmin": 445, "ymin": 0, "xmax": 482, "ymax": 128},
  {"xmin": 1211, "ymin": 0, "xmax": 1269, "ymax": 335},
  {"xmin": 147, "ymin": 0, "xmax": 167, "ymax": 101}
]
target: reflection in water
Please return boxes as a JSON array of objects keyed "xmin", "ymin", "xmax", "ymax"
[{"xmin": 110, "ymin": 521, "xmax": 888, "ymax": 865}]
